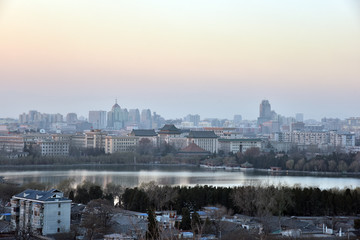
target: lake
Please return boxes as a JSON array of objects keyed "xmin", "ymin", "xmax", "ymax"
[{"xmin": 0, "ymin": 165, "xmax": 359, "ymax": 189}]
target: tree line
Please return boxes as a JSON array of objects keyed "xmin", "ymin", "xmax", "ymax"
[
  {"xmin": 207, "ymin": 148, "xmax": 360, "ymax": 173},
  {"xmin": 1, "ymin": 179, "xmax": 360, "ymax": 217},
  {"xmin": 11, "ymin": 180, "xmax": 354, "ymax": 217}
]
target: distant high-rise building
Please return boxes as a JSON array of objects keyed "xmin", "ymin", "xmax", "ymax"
[
  {"xmin": 233, "ymin": 115, "xmax": 242, "ymax": 126},
  {"xmin": 122, "ymin": 108, "xmax": 129, "ymax": 127},
  {"xmin": 257, "ymin": 100, "xmax": 272, "ymax": 125},
  {"xmin": 184, "ymin": 114, "xmax": 200, "ymax": 126},
  {"xmin": 295, "ymin": 113, "xmax": 304, "ymax": 122},
  {"xmin": 107, "ymin": 100, "xmax": 124, "ymax": 130},
  {"xmin": 152, "ymin": 112, "xmax": 165, "ymax": 129},
  {"xmin": 89, "ymin": 111, "xmax": 107, "ymax": 129},
  {"xmin": 48, "ymin": 113, "xmax": 63, "ymax": 123},
  {"xmin": 28, "ymin": 110, "xmax": 38, "ymax": 122},
  {"xmin": 128, "ymin": 109, "xmax": 141, "ymax": 125},
  {"xmin": 141, "ymin": 109, "xmax": 152, "ymax": 129},
  {"xmin": 66, "ymin": 113, "xmax": 78, "ymax": 124}
]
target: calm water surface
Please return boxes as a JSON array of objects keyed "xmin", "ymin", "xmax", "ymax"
[{"xmin": 0, "ymin": 165, "xmax": 359, "ymax": 189}]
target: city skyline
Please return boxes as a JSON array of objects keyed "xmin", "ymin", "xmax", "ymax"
[
  {"xmin": 9, "ymin": 99, "xmax": 359, "ymax": 123},
  {"xmin": 1, "ymin": 1, "xmax": 360, "ymax": 120}
]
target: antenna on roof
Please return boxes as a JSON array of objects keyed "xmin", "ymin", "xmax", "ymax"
[{"xmin": 115, "ymin": 99, "xmax": 117, "ymax": 104}]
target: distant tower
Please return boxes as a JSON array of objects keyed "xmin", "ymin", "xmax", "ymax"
[
  {"xmin": 257, "ymin": 100, "xmax": 272, "ymax": 125},
  {"xmin": 233, "ymin": 115, "xmax": 242, "ymax": 127},
  {"xmin": 128, "ymin": 109, "xmax": 141, "ymax": 125},
  {"xmin": 89, "ymin": 111, "xmax": 107, "ymax": 129},
  {"xmin": 66, "ymin": 113, "xmax": 78, "ymax": 124},
  {"xmin": 295, "ymin": 113, "xmax": 304, "ymax": 122},
  {"xmin": 107, "ymin": 99, "xmax": 124, "ymax": 130},
  {"xmin": 141, "ymin": 109, "xmax": 152, "ymax": 129}
]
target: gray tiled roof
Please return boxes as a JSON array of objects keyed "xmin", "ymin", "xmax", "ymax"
[
  {"xmin": 218, "ymin": 138, "xmax": 262, "ymax": 142},
  {"xmin": 131, "ymin": 129, "xmax": 157, "ymax": 137},
  {"xmin": 187, "ymin": 131, "xmax": 218, "ymax": 138},
  {"xmin": 159, "ymin": 124, "xmax": 182, "ymax": 134},
  {"xmin": 14, "ymin": 189, "xmax": 71, "ymax": 202}
]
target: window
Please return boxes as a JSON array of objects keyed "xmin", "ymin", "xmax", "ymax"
[
  {"xmin": 58, "ymin": 211, "xmax": 61, "ymax": 215},
  {"xmin": 58, "ymin": 203, "xmax": 61, "ymax": 208},
  {"xmin": 57, "ymin": 228, "xmax": 60, "ymax": 233}
]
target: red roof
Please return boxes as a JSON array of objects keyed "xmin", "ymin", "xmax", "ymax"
[{"xmin": 180, "ymin": 143, "xmax": 208, "ymax": 153}]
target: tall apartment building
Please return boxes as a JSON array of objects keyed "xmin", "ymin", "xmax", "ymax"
[
  {"xmin": 89, "ymin": 110, "xmax": 107, "ymax": 129},
  {"xmin": 128, "ymin": 109, "xmax": 141, "ymax": 125},
  {"xmin": 184, "ymin": 114, "xmax": 200, "ymax": 127},
  {"xmin": 140, "ymin": 109, "xmax": 152, "ymax": 129},
  {"xmin": 66, "ymin": 113, "xmax": 78, "ymax": 124},
  {"xmin": 257, "ymin": 100, "xmax": 272, "ymax": 125},
  {"xmin": 11, "ymin": 189, "xmax": 71, "ymax": 236}
]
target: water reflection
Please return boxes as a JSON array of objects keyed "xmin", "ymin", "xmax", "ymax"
[{"xmin": 0, "ymin": 165, "xmax": 359, "ymax": 189}]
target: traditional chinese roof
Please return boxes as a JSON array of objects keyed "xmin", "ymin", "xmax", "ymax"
[
  {"xmin": 178, "ymin": 143, "xmax": 210, "ymax": 156},
  {"xmin": 180, "ymin": 143, "xmax": 208, "ymax": 153},
  {"xmin": 158, "ymin": 124, "xmax": 182, "ymax": 135},
  {"xmin": 187, "ymin": 131, "xmax": 218, "ymax": 138},
  {"xmin": 13, "ymin": 189, "xmax": 71, "ymax": 202},
  {"xmin": 130, "ymin": 129, "xmax": 157, "ymax": 137}
]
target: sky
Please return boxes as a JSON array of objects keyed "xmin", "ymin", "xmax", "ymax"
[{"xmin": 0, "ymin": 0, "xmax": 359, "ymax": 121}]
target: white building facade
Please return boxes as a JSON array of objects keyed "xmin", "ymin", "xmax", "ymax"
[
  {"xmin": 11, "ymin": 189, "xmax": 71, "ymax": 236},
  {"xmin": 218, "ymin": 138, "xmax": 262, "ymax": 154},
  {"xmin": 105, "ymin": 136, "xmax": 139, "ymax": 154}
]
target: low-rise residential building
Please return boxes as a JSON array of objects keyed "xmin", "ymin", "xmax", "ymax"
[
  {"xmin": 158, "ymin": 124, "xmax": 187, "ymax": 149},
  {"xmin": 0, "ymin": 135, "xmax": 25, "ymax": 152},
  {"xmin": 158, "ymin": 124, "xmax": 182, "ymax": 142},
  {"xmin": 105, "ymin": 136, "xmax": 138, "ymax": 154},
  {"xmin": 218, "ymin": 138, "xmax": 262, "ymax": 154},
  {"xmin": 85, "ymin": 130, "xmax": 108, "ymax": 149},
  {"xmin": 203, "ymin": 127, "xmax": 236, "ymax": 138},
  {"xmin": 38, "ymin": 140, "xmax": 69, "ymax": 156},
  {"xmin": 70, "ymin": 133, "xmax": 86, "ymax": 149},
  {"xmin": 272, "ymin": 131, "xmax": 355, "ymax": 151},
  {"xmin": 187, "ymin": 131, "xmax": 218, "ymax": 153},
  {"xmin": 11, "ymin": 189, "xmax": 71, "ymax": 236},
  {"xmin": 129, "ymin": 129, "xmax": 158, "ymax": 147}
]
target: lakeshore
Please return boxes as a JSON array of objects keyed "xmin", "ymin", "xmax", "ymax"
[{"xmin": 1, "ymin": 164, "xmax": 359, "ymax": 189}]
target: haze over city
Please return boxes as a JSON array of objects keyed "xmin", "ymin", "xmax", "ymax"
[{"xmin": 1, "ymin": 0, "xmax": 360, "ymax": 120}]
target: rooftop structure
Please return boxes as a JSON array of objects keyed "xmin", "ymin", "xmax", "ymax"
[
  {"xmin": 11, "ymin": 189, "xmax": 71, "ymax": 236},
  {"xmin": 130, "ymin": 129, "xmax": 157, "ymax": 137}
]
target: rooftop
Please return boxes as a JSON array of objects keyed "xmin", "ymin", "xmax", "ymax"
[
  {"xmin": 159, "ymin": 124, "xmax": 182, "ymax": 134},
  {"xmin": 187, "ymin": 131, "xmax": 218, "ymax": 139},
  {"xmin": 130, "ymin": 129, "xmax": 157, "ymax": 137},
  {"xmin": 13, "ymin": 189, "xmax": 71, "ymax": 202},
  {"xmin": 179, "ymin": 143, "xmax": 209, "ymax": 153},
  {"xmin": 218, "ymin": 138, "xmax": 262, "ymax": 142}
]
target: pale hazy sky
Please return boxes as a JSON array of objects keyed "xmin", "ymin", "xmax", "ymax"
[{"xmin": 0, "ymin": 0, "xmax": 359, "ymax": 120}]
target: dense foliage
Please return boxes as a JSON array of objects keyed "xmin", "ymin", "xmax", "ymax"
[
  {"xmin": 1, "ymin": 181, "xmax": 360, "ymax": 218},
  {"xmin": 1, "ymin": 145, "xmax": 360, "ymax": 173}
]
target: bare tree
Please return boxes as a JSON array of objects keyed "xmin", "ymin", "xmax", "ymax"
[
  {"xmin": 82, "ymin": 199, "xmax": 114, "ymax": 239},
  {"xmin": 56, "ymin": 178, "xmax": 75, "ymax": 197},
  {"xmin": 231, "ymin": 186, "xmax": 257, "ymax": 216},
  {"xmin": 104, "ymin": 182, "xmax": 124, "ymax": 206},
  {"xmin": 268, "ymin": 185, "xmax": 294, "ymax": 231}
]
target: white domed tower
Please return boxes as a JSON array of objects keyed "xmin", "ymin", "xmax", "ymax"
[{"xmin": 107, "ymin": 99, "xmax": 125, "ymax": 130}]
